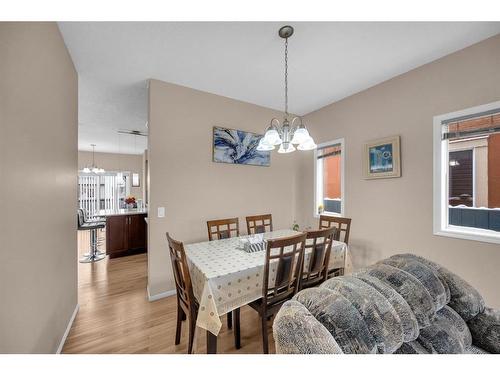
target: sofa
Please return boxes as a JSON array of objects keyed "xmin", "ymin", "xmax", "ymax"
[{"xmin": 273, "ymin": 253, "xmax": 500, "ymax": 354}]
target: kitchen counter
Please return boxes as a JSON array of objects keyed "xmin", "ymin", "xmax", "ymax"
[{"xmin": 98, "ymin": 209, "xmax": 148, "ymax": 217}]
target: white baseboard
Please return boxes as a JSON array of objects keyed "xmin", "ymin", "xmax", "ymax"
[
  {"xmin": 56, "ymin": 304, "xmax": 79, "ymax": 354},
  {"xmin": 147, "ymin": 285, "xmax": 176, "ymax": 301}
]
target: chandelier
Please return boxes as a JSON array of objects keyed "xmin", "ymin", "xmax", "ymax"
[
  {"xmin": 257, "ymin": 25, "xmax": 316, "ymax": 154},
  {"xmin": 82, "ymin": 144, "xmax": 105, "ymax": 174}
]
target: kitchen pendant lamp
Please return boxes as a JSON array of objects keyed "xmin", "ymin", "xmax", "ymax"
[
  {"xmin": 82, "ymin": 144, "xmax": 105, "ymax": 174},
  {"xmin": 257, "ymin": 25, "xmax": 316, "ymax": 153}
]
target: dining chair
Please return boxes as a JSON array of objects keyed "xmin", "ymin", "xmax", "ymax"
[
  {"xmin": 299, "ymin": 226, "xmax": 336, "ymax": 290},
  {"xmin": 318, "ymin": 215, "xmax": 352, "ymax": 277},
  {"xmin": 233, "ymin": 232, "xmax": 307, "ymax": 353},
  {"xmin": 206, "ymin": 217, "xmax": 240, "ymax": 330},
  {"xmin": 245, "ymin": 214, "xmax": 273, "ymax": 235},
  {"xmin": 207, "ymin": 217, "xmax": 239, "ymax": 241},
  {"xmin": 318, "ymin": 215, "xmax": 352, "ymax": 244},
  {"xmin": 167, "ymin": 232, "xmax": 198, "ymax": 354}
]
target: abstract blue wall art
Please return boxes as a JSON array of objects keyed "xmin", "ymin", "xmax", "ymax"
[{"xmin": 213, "ymin": 126, "xmax": 270, "ymax": 167}]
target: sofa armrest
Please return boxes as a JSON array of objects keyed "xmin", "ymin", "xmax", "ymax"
[
  {"xmin": 272, "ymin": 300, "xmax": 343, "ymax": 354},
  {"xmin": 467, "ymin": 307, "xmax": 500, "ymax": 353}
]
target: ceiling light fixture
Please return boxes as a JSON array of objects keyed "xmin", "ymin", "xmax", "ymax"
[
  {"xmin": 82, "ymin": 144, "xmax": 105, "ymax": 174},
  {"xmin": 258, "ymin": 25, "xmax": 316, "ymax": 153}
]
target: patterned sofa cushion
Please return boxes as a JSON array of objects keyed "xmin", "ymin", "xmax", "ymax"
[
  {"xmin": 401, "ymin": 254, "xmax": 484, "ymax": 321},
  {"xmin": 381, "ymin": 255, "xmax": 449, "ymax": 310},
  {"xmin": 273, "ymin": 300, "xmax": 343, "ymax": 354},
  {"xmin": 293, "ymin": 287, "xmax": 377, "ymax": 353},
  {"xmin": 355, "ymin": 263, "xmax": 436, "ymax": 328},
  {"xmin": 354, "ymin": 273, "xmax": 419, "ymax": 342},
  {"xmin": 320, "ymin": 276, "xmax": 403, "ymax": 353},
  {"xmin": 465, "ymin": 346, "xmax": 489, "ymax": 354},
  {"xmin": 416, "ymin": 306, "xmax": 471, "ymax": 353},
  {"xmin": 467, "ymin": 307, "xmax": 500, "ymax": 353},
  {"xmin": 395, "ymin": 340, "xmax": 430, "ymax": 354}
]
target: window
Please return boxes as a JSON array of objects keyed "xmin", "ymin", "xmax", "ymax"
[
  {"xmin": 132, "ymin": 173, "xmax": 140, "ymax": 187},
  {"xmin": 433, "ymin": 101, "xmax": 500, "ymax": 244},
  {"xmin": 314, "ymin": 139, "xmax": 344, "ymax": 217},
  {"xmin": 78, "ymin": 172, "xmax": 130, "ymax": 217}
]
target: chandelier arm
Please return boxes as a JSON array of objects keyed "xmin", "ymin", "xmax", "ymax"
[
  {"xmin": 290, "ymin": 116, "xmax": 302, "ymax": 132},
  {"xmin": 270, "ymin": 118, "xmax": 281, "ymax": 127}
]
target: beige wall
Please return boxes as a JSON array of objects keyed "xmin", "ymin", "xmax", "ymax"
[
  {"xmin": 298, "ymin": 34, "xmax": 500, "ymax": 308},
  {"xmin": 0, "ymin": 23, "xmax": 78, "ymax": 352},
  {"xmin": 148, "ymin": 80, "xmax": 299, "ymax": 296},
  {"xmin": 78, "ymin": 151, "xmax": 144, "ymax": 200}
]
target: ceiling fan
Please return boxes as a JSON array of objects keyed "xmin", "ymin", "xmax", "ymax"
[{"xmin": 117, "ymin": 129, "xmax": 148, "ymax": 137}]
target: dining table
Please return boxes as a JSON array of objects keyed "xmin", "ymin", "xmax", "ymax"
[{"xmin": 184, "ymin": 229, "xmax": 352, "ymax": 353}]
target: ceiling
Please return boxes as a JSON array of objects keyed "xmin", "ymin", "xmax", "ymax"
[{"xmin": 58, "ymin": 22, "xmax": 500, "ymax": 154}]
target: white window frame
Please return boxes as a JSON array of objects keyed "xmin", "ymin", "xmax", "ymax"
[
  {"xmin": 313, "ymin": 138, "xmax": 345, "ymax": 218},
  {"xmin": 433, "ymin": 100, "xmax": 500, "ymax": 245}
]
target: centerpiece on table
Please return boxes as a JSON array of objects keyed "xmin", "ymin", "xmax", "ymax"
[{"xmin": 124, "ymin": 196, "xmax": 136, "ymax": 209}]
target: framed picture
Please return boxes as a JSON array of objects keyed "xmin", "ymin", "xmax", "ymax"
[
  {"xmin": 364, "ymin": 135, "xmax": 401, "ymax": 179},
  {"xmin": 212, "ymin": 126, "xmax": 270, "ymax": 167}
]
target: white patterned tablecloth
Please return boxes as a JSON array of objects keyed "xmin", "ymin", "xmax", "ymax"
[{"xmin": 184, "ymin": 229, "xmax": 351, "ymax": 335}]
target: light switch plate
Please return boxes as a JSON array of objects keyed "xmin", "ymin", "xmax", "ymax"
[{"xmin": 157, "ymin": 207, "xmax": 165, "ymax": 218}]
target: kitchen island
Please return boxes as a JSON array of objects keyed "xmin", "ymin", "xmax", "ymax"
[{"xmin": 99, "ymin": 209, "xmax": 148, "ymax": 258}]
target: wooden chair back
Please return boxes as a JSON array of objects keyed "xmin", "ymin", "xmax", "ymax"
[
  {"xmin": 300, "ymin": 227, "xmax": 336, "ymax": 289},
  {"xmin": 246, "ymin": 214, "xmax": 273, "ymax": 235},
  {"xmin": 262, "ymin": 232, "xmax": 307, "ymax": 307},
  {"xmin": 207, "ymin": 217, "xmax": 239, "ymax": 241},
  {"xmin": 319, "ymin": 215, "xmax": 352, "ymax": 244},
  {"xmin": 166, "ymin": 233, "xmax": 196, "ymax": 310}
]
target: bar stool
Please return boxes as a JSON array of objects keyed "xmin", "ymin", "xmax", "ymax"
[
  {"xmin": 78, "ymin": 209, "xmax": 106, "ymax": 263},
  {"xmin": 82, "ymin": 209, "xmax": 106, "ymax": 255}
]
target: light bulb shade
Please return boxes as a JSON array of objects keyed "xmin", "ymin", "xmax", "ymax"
[
  {"xmin": 256, "ymin": 138, "xmax": 275, "ymax": 151},
  {"xmin": 98, "ymin": 168, "xmax": 105, "ymax": 173},
  {"xmin": 92, "ymin": 167, "xmax": 100, "ymax": 173},
  {"xmin": 291, "ymin": 127, "xmax": 310, "ymax": 144},
  {"xmin": 278, "ymin": 142, "xmax": 296, "ymax": 154},
  {"xmin": 82, "ymin": 167, "xmax": 91, "ymax": 173},
  {"xmin": 297, "ymin": 137, "xmax": 317, "ymax": 151},
  {"xmin": 264, "ymin": 128, "xmax": 282, "ymax": 146}
]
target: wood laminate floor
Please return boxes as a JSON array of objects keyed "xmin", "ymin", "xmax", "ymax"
[{"xmin": 62, "ymin": 251, "xmax": 276, "ymax": 354}]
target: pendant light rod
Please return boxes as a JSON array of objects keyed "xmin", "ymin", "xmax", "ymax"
[
  {"xmin": 279, "ymin": 25, "xmax": 293, "ymax": 119},
  {"xmin": 284, "ymin": 36, "xmax": 288, "ymax": 119},
  {"xmin": 91, "ymin": 144, "xmax": 96, "ymax": 166}
]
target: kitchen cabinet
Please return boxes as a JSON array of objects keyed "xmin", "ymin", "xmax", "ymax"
[{"xmin": 106, "ymin": 213, "xmax": 147, "ymax": 258}]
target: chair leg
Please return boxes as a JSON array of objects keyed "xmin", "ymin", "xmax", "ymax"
[
  {"xmin": 175, "ymin": 304, "xmax": 183, "ymax": 345},
  {"xmin": 233, "ymin": 308, "xmax": 241, "ymax": 349},
  {"xmin": 261, "ymin": 313, "xmax": 269, "ymax": 354},
  {"xmin": 188, "ymin": 312, "xmax": 196, "ymax": 354},
  {"xmin": 227, "ymin": 310, "xmax": 233, "ymax": 329}
]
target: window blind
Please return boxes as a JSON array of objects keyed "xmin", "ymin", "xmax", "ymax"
[
  {"xmin": 442, "ymin": 109, "xmax": 500, "ymax": 140},
  {"xmin": 316, "ymin": 144, "xmax": 342, "ymax": 159},
  {"xmin": 78, "ymin": 173, "xmax": 123, "ymax": 217}
]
